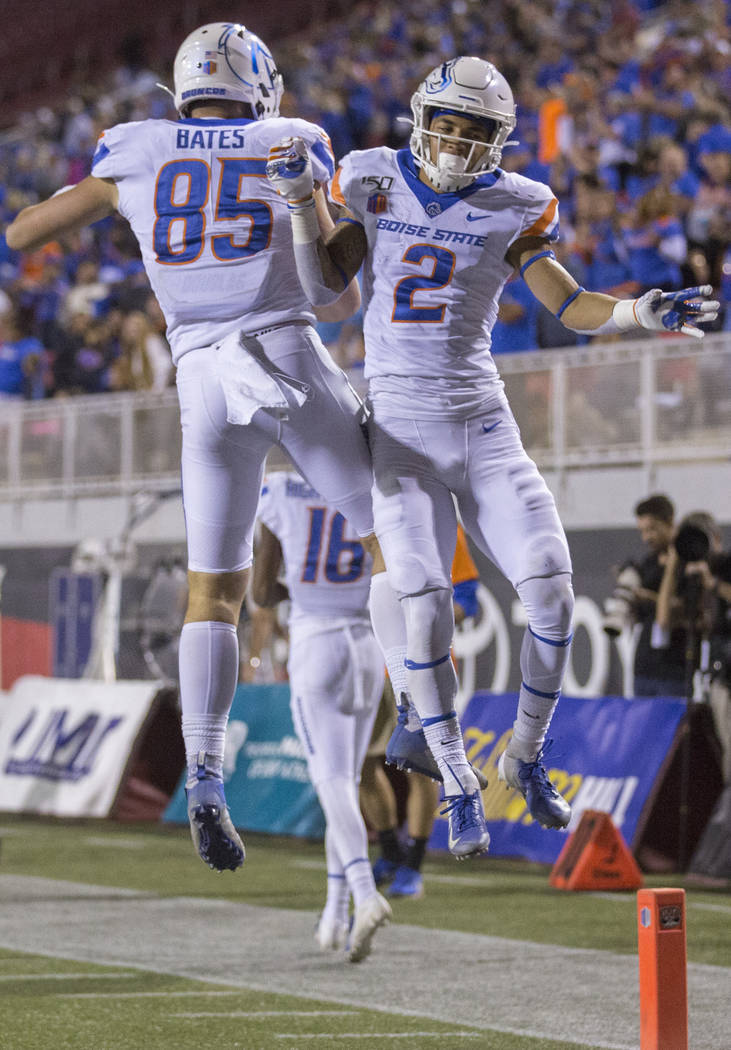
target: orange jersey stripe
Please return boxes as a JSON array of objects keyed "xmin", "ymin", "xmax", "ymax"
[
  {"xmin": 521, "ymin": 197, "xmax": 558, "ymax": 239},
  {"xmin": 330, "ymin": 167, "xmax": 346, "ymax": 207}
]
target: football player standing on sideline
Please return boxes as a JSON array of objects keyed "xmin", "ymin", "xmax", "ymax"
[
  {"xmin": 267, "ymin": 57, "xmax": 719, "ymax": 830},
  {"xmin": 7, "ymin": 23, "xmax": 397, "ymax": 874}
]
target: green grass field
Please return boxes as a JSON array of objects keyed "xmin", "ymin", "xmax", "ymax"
[{"xmin": 0, "ymin": 817, "xmax": 728, "ymax": 1050}]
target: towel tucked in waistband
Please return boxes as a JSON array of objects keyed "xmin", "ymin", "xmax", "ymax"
[{"xmin": 214, "ymin": 329, "xmax": 312, "ymax": 425}]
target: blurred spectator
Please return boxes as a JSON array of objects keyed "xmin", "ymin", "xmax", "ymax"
[
  {"xmin": 109, "ymin": 309, "xmax": 171, "ymax": 392},
  {"xmin": 622, "ymin": 186, "xmax": 687, "ymax": 293},
  {"xmin": 686, "ymin": 128, "xmax": 731, "ymax": 292},
  {"xmin": 54, "ymin": 313, "xmax": 118, "ymax": 395},
  {"xmin": 0, "ymin": 297, "xmax": 48, "ymax": 399},
  {"xmin": 61, "ymin": 259, "xmax": 109, "ymax": 325},
  {"xmin": 0, "ymin": 0, "xmax": 728, "ymax": 368}
]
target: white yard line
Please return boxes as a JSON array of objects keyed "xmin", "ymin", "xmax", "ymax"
[
  {"xmin": 273, "ymin": 1034, "xmax": 484, "ymax": 1041},
  {"xmin": 83, "ymin": 837, "xmax": 147, "ymax": 849},
  {"xmin": 59, "ymin": 990, "xmax": 255, "ymax": 999},
  {"xmin": 0, "ymin": 972, "xmax": 139, "ymax": 981},
  {"xmin": 173, "ymin": 1010, "xmax": 360, "ymax": 1018}
]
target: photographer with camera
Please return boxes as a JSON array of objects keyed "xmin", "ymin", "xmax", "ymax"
[
  {"xmin": 655, "ymin": 511, "xmax": 731, "ymax": 780},
  {"xmin": 604, "ymin": 494, "xmax": 688, "ymax": 698}
]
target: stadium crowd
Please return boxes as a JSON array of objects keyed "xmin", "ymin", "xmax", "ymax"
[{"xmin": 0, "ymin": 0, "xmax": 728, "ymax": 398}]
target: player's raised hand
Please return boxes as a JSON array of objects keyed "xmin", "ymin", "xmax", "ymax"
[
  {"xmin": 266, "ymin": 137, "xmax": 314, "ymax": 208},
  {"xmin": 632, "ymin": 285, "xmax": 720, "ymax": 339}
]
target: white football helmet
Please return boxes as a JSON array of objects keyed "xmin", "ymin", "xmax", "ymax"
[
  {"xmin": 173, "ymin": 23, "xmax": 283, "ymax": 118},
  {"xmin": 409, "ymin": 57, "xmax": 517, "ymax": 190}
]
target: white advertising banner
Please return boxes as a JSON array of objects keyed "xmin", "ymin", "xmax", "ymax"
[{"xmin": 0, "ymin": 676, "xmax": 160, "ymax": 817}]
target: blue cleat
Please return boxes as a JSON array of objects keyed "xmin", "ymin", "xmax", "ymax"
[
  {"xmin": 497, "ymin": 743, "xmax": 571, "ymax": 829},
  {"xmin": 441, "ymin": 790, "xmax": 490, "ymax": 859},
  {"xmin": 385, "ymin": 701, "xmax": 442, "ymax": 780},
  {"xmin": 372, "ymin": 856, "xmax": 399, "ymax": 887},
  {"xmin": 387, "ymin": 865, "xmax": 424, "ymax": 898},
  {"xmin": 385, "ymin": 700, "xmax": 489, "ymax": 789},
  {"xmin": 185, "ymin": 763, "xmax": 245, "ymax": 872}
]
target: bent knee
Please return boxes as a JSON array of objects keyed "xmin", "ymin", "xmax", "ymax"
[
  {"xmin": 402, "ymin": 586, "xmax": 455, "ymax": 659},
  {"xmin": 517, "ymin": 571, "xmax": 574, "ymax": 637}
]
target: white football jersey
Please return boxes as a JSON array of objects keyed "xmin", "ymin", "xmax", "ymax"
[
  {"xmin": 92, "ymin": 116, "xmax": 335, "ymax": 362},
  {"xmin": 330, "ymin": 147, "xmax": 559, "ymax": 416},
  {"xmin": 257, "ymin": 471, "xmax": 373, "ymax": 621}
]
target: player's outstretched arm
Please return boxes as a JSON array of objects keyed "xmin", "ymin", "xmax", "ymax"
[
  {"xmin": 510, "ymin": 238, "xmax": 719, "ymax": 340},
  {"xmin": 266, "ymin": 137, "xmax": 367, "ymax": 307},
  {"xmin": 6, "ymin": 176, "xmax": 118, "ymax": 252}
]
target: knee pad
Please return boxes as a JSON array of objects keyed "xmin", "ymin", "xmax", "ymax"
[
  {"xmin": 517, "ymin": 571, "xmax": 574, "ymax": 641},
  {"xmin": 402, "ymin": 586, "xmax": 455, "ymax": 664}
]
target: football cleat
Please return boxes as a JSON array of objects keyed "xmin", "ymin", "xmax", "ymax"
[
  {"xmin": 441, "ymin": 790, "xmax": 490, "ymax": 859},
  {"xmin": 348, "ymin": 892, "xmax": 392, "ymax": 963},
  {"xmin": 387, "ymin": 865, "xmax": 424, "ymax": 899},
  {"xmin": 497, "ymin": 744, "xmax": 571, "ymax": 829},
  {"xmin": 315, "ymin": 913, "xmax": 350, "ymax": 952},
  {"xmin": 185, "ymin": 764, "xmax": 245, "ymax": 872},
  {"xmin": 385, "ymin": 702, "xmax": 488, "ymax": 789}
]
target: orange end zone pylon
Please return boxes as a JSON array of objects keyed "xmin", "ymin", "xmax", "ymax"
[
  {"xmin": 637, "ymin": 888, "xmax": 688, "ymax": 1050},
  {"xmin": 549, "ymin": 809, "xmax": 644, "ymax": 891}
]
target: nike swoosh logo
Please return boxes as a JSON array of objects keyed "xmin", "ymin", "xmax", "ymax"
[
  {"xmin": 481, "ymin": 421, "xmax": 501, "ymax": 433},
  {"xmin": 466, "ymin": 212, "xmax": 491, "ymax": 222}
]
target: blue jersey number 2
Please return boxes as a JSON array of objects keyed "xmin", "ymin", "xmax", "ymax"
[
  {"xmin": 153, "ymin": 158, "xmax": 272, "ymax": 265},
  {"xmin": 392, "ymin": 243, "xmax": 456, "ymax": 323}
]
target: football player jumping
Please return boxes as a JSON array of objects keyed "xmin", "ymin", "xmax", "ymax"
[
  {"xmin": 7, "ymin": 24, "xmax": 390, "ymax": 874},
  {"xmin": 268, "ymin": 56, "xmax": 719, "ymax": 831}
]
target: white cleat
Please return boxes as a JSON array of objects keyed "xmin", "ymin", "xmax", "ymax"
[
  {"xmin": 315, "ymin": 914, "xmax": 350, "ymax": 952},
  {"xmin": 348, "ymin": 892, "xmax": 392, "ymax": 962}
]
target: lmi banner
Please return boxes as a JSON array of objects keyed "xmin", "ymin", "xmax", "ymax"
[
  {"xmin": 0, "ymin": 675, "xmax": 160, "ymax": 817},
  {"xmin": 429, "ymin": 692, "xmax": 687, "ymax": 863},
  {"xmin": 164, "ymin": 683, "xmax": 326, "ymax": 839}
]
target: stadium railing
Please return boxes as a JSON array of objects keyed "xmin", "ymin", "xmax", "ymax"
[{"xmin": 0, "ymin": 331, "xmax": 727, "ymax": 501}]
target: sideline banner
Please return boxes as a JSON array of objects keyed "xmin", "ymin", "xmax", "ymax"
[
  {"xmin": 164, "ymin": 683, "xmax": 325, "ymax": 839},
  {"xmin": 0, "ymin": 676, "xmax": 160, "ymax": 817},
  {"xmin": 429, "ymin": 692, "xmax": 687, "ymax": 863}
]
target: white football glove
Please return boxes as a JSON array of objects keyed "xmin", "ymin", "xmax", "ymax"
[
  {"xmin": 266, "ymin": 137, "xmax": 314, "ymax": 209},
  {"xmin": 621, "ymin": 285, "xmax": 720, "ymax": 339}
]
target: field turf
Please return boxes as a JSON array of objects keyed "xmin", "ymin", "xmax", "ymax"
[{"xmin": 0, "ymin": 817, "xmax": 728, "ymax": 1050}]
